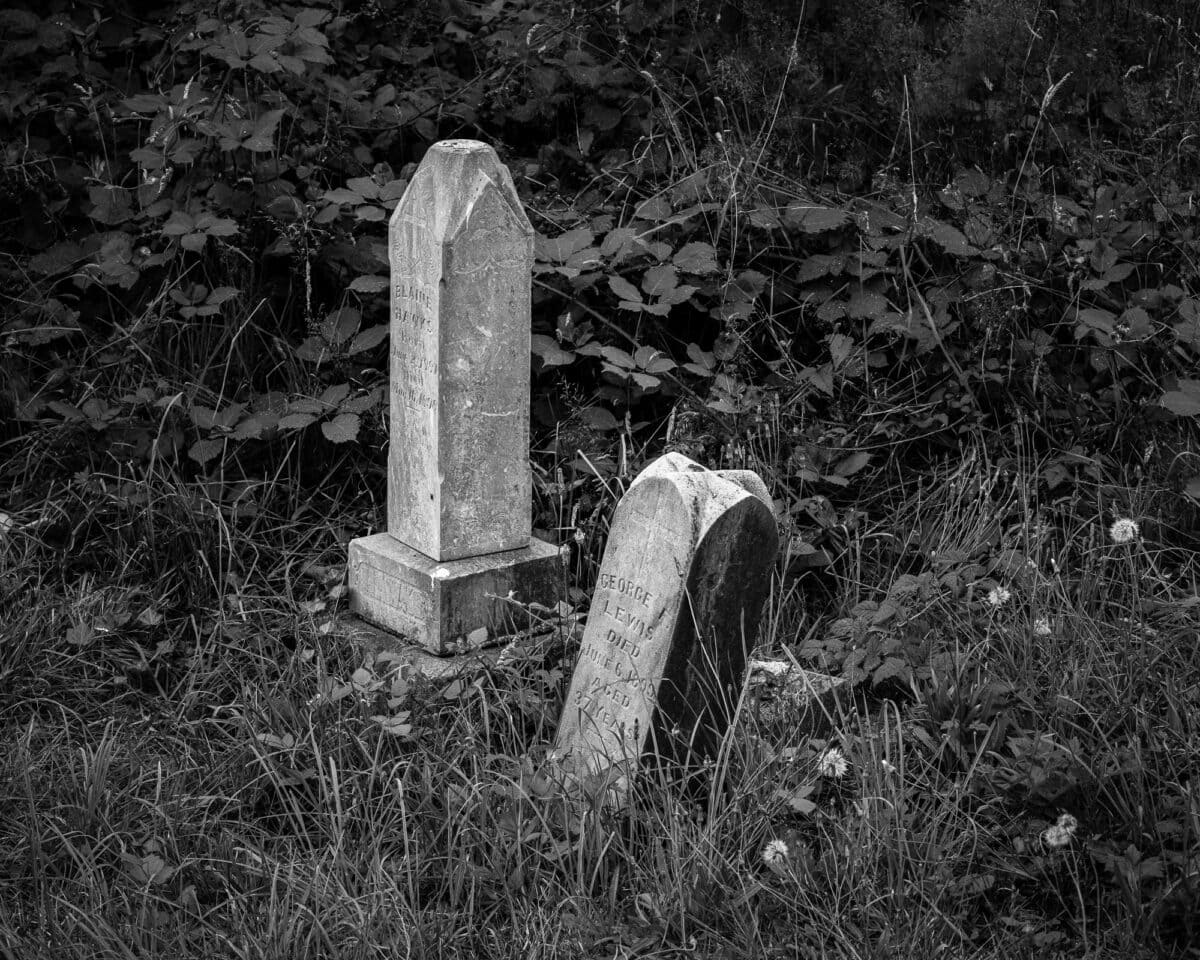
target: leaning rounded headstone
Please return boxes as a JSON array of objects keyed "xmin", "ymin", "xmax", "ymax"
[
  {"xmin": 348, "ymin": 140, "xmax": 559, "ymax": 655},
  {"xmin": 552, "ymin": 453, "xmax": 778, "ymax": 788}
]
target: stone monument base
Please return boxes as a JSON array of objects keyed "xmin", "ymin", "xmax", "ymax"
[
  {"xmin": 347, "ymin": 532, "xmax": 561, "ymax": 655},
  {"xmin": 339, "ymin": 617, "xmax": 504, "ymax": 680}
]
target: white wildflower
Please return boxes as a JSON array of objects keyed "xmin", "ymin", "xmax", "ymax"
[
  {"xmin": 1109, "ymin": 518, "xmax": 1139, "ymax": 544},
  {"xmin": 986, "ymin": 585, "xmax": 1012, "ymax": 608},
  {"xmin": 817, "ymin": 747, "xmax": 849, "ymax": 779},
  {"xmin": 1042, "ymin": 812, "xmax": 1078, "ymax": 848},
  {"xmin": 761, "ymin": 839, "xmax": 789, "ymax": 868},
  {"xmin": 1033, "ymin": 618, "xmax": 1053, "ymax": 637},
  {"xmin": 748, "ymin": 659, "xmax": 791, "ymax": 677},
  {"xmin": 1042, "ymin": 824, "xmax": 1071, "ymax": 847}
]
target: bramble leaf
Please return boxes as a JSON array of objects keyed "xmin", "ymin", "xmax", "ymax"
[
  {"xmin": 580, "ymin": 407, "xmax": 618, "ymax": 430},
  {"xmin": 321, "ymin": 413, "xmax": 360, "ymax": 444},
  {"xmin": 532, "ymin": 334, "xmax": 575, "ymax": 366},
  {"xmin": 277, "ymin": 412, "xmax": 317, "ymax": 430},
  {"xmin": 349, "ymin": 275, "xmax": 389, "ymax": 294},
  {"xmin": 641, "ymin": 264, "xmax": 678, "ymax": 297},
  {"xmin": 833, "ymin": 451, "xmax": 872, "ymax": 477},
  {"xmin": 1162, "ymin": 380, "xmax": 1200, "ymax": 417},
  {"xmin": 188, "ymin": 438, "xmax": 224, "ymax": 465},
  {"xmin": 635, "ymin": 196, "xmax": 671, "ymax": 220},
  {"xmin": 323, "ymin": 188, "xmax": 365, "ymax": 205},
  {"xmin": 787, "ymin": 204, "xmax": 850, "ymax": 233},
  {"xmin": 672, "ymin": 241, "xmax": 719, "ymax": 275},
  {"xmin": 348, "ymin": 324, "xmax": 389, "ymax": 354},
  {"xmin": 536, "ymin": 226, "xmax": 593, "ymax": 263},
  {"xmin": 608, "ymin": 275, "xmax": 641, "ymax": 303}
]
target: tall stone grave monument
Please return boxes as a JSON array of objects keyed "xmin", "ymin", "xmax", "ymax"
[
  {"xmin": 553, "ymin": 453, "xmax": 778, "ymax": 783},
  {"xmin": 348, "ymin": 140, "xmax": 559, "ymax": 655}
]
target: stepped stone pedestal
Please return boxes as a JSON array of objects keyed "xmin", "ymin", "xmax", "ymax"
[{"xmin": 348, "ymin": 139, "xmax": 559, "ymax": 656}]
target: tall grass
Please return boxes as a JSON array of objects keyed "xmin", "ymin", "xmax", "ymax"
[{"xmin": 3, "ymin": 393, "xmax": 1198, "ymax": 957}]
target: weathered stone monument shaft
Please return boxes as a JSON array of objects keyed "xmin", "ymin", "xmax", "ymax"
[
  {"xmin": 348, "ymin": 140, "xmax": 559, "ymax": 654},
  {"xmin": 386, "ymin": 143, "xmax": 530, "ymax": 560}
]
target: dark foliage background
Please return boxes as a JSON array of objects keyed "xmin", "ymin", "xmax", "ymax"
[{"xmin": 4, "ymin": 0, "xmax": 1199, "ymax": 495}]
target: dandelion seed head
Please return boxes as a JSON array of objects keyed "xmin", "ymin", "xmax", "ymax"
[
  {"xmin": 1042, "ymin": 813, "xmax": 1077, "ymax": 848},
  {"xmin": 748, "ymin": 659, "xmax": 791, "ymax": 677},
  {"xmin": 1042, "ymin": 824, "xmax": 1071, "ymax": 848},
  {"xmin": 986, "ymin": 585, "xmax": 1012, "ymax": 608},
  {"xmin": 817, "ymin": 747, "xmax": 848, "ymax": 779},
  {"xmin": 761, "ymin": 839, "xmax": 789, "ymax": 866},
  {"xmin": 1109, "ymin": 518, "xmax": 1139, "ymax": 543}
]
